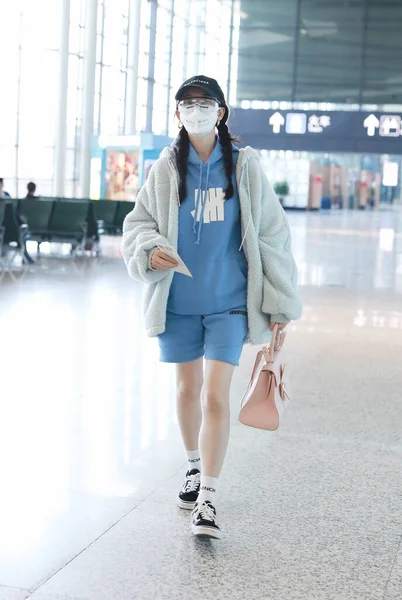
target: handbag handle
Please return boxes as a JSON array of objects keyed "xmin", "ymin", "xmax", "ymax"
[
  {"xmin": 267, "ymin": 324, "xmax": 286, "ymax": 363},
  {"xmin": 240, "ymin": 325, "xmax": 286, "ymax": 409},
  {"xmin": 267, "ymin": 324, "xmax": 279, "ymax": 362}
]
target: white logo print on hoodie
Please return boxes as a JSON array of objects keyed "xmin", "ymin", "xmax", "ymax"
[{"xmin": 191, "ymin": 188, "xmax": 225, "ymax": 223}]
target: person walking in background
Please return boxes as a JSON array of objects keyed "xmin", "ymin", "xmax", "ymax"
[
  {"xmin": 121, "ymin": 75, "xmax": 302, "ymax": 540},
  {"xmin": 0, "ymin": 178, "xmax": 11, "ymax": 199},
  {"xmin": 26, "ymin": 182, "xmax": 37, "ymax": 198}
]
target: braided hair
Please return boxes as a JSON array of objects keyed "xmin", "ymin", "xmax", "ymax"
[{"xmin": 174, "ymin": 107, "xmax": 239, "ymax": 204}]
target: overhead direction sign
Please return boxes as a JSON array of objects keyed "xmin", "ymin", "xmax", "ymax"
[
  {"xmin": 363, "ymin": 114, "xmax": 379, "ymax": 137},
  {"xmin": 269, "ymin": 111, "xmax": 285, "ymax": 133},
  {"xmin": 230, "ymin": 109, "xmax": 402, "ymax": 154}
]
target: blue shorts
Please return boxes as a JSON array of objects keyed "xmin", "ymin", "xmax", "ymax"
[{"xmin": 158, "ymin": 307, "xmax": 248, "ymax": 366}]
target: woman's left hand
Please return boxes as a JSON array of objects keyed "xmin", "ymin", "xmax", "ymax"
[{"xmin": 270, "ymin": 322, "xmax": 289, "ymax": 331}]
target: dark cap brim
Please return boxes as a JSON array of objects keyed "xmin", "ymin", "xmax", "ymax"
[{"xmin": 175, "ymin": 81, "xmax": 222, "ymax": 104}]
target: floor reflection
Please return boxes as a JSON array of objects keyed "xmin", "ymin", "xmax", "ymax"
[{"xmin": 0, "ymin": 210, "xmax": 401, "ymax": 590}]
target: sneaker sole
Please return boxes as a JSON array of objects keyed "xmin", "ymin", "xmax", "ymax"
[
  {"xmin": 177, "ymin": 497, "xmax": 196, "ymax": 510},
  {"xmin": 191, "ymin": 524, "xmax": 222, "ymax": 540}
]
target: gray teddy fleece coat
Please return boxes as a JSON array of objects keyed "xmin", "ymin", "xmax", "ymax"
[{"xmin": 121, "ymin": 146, "xmax": 302, "ymax": 345}]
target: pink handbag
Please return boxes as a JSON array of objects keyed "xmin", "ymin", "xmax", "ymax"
[{"xmin": 239, "ymin": 325, "xmax": 289, "ymax": 431}]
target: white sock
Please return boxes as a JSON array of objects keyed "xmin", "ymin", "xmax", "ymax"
[
  {"xmin": 198, "ymin": 475, "xmax": 218, "ymax": 506},
  {"xmin": 186, "ymin": 449, "xmax": 201, "ymax": 472}
]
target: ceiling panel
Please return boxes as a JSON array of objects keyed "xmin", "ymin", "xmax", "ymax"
[{"xmin": 236, "ymin": 0, "xmax": 402, "ymax": 104}]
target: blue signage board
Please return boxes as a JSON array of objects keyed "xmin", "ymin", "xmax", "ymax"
[{"xmin": 229, "ymin": 109, "xmax": 402, "ymax": 154}]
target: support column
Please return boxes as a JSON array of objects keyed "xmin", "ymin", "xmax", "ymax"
[
  {"xmin": 165, "ymin": 0, "xmax": 174, "ymax": 135},
  {"xmin": 15, "ymin": 11, "xmax": 23, "ymax": 197},
  {"xmin": 193, "ymin": 6, "xmax": 203, "ymax": 75},
  {"xmin": 54, "ymin": 0, "xmax": 70, "ymax": 197},
  {"xmin": 96, "ymin": 0, "xmax": 106, "ymax": 135},
  {"xmin": 182, "ymin": 1, "xmax": 190, "ymax": 81},
  {"xmin": 358, "ymin": 0, "xmax": 369, "ymax": 107},
  {"xmin": 291, "ymin": 0, "xmax": 302, "ymax": 104},
  {"xmin": 79, "ymin": 0, "xmax": 98, "ymax": 198},
  {"xmin": 146, "ymin": 0, "xmax": 158, "ymax": 133},
  {"xmin": 226, "ymin": 0, "xmax": 235, "ymax": 101},
  {"xmin": 125, "ymin": 0, "xmax": 142, "ymax": 133}
]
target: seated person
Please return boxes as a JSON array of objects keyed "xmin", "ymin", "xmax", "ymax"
[
  {"xmin": 26, "ymin": 182, "xmax": 37, "ymax": 198},
  {"xmin": 0, "ymin": 178, "xmax": 11, "ymax": 199}
]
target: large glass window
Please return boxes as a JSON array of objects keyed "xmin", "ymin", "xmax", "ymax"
[
  {"xmin": 0, "ymin": 0, "xmax": 238, "ymax": 196},
  {"xmin": 0, "ymin": 1, "xmax": 61, "ymax": 198},
  {"xmin": 135, "ymin": 0, "xmax": 152, "ymax": 132},
  {"xmin": 203, "ymin": 0, "xmax": 231, "ymax": 93},
  {"xmin": 96, "ymin": 0, "xmax": 130, "ymax": 135},
  {"xmin": 152, "ymin": 1, "xmax": 173, "ymax": 135},
  {"xmin": 66, "ymin": 0, "xmax": 86, "ymax": 197},
  {"xmin": 2, "ymin": 0, "xmax": 402, "ymax": 198},
  {"xmin": 155, "ymin": 0, "xmax": 237, "ymax": 138},
  {"xmin": 0, "ymin": 5, "xmax": 20, "ymax": 196}
]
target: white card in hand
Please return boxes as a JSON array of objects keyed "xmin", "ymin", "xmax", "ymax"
[{"xmin": 157, "ymin": 245, "xmax": 192, "ymax": 278}]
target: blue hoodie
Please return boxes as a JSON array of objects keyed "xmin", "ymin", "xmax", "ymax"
[{"xmin": 167, "ymin": 141, "xmax": 248, "ymax": 315}]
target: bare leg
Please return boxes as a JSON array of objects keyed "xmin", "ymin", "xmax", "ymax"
[
  {"xmin": 199, "ymin": 360, "xmax": 235, "ymax": 478},
  {"xmin": 176, "ymin": 358, "xmax": 203, "ymax": 451}
]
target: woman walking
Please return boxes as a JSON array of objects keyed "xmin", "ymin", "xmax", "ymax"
[{"xmin": 121, "ymin": 75, "xmax": 302, "ymax": 539}]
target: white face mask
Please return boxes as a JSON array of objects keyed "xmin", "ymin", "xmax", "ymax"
[{"xmin": 179, "ymin": 105, "xmax": 219, "ymax": 137}]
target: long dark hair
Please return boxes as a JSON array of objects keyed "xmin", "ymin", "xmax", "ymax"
[{"xmin": 174, "ymin": 111, "xmax": 239, "ymax": 204}]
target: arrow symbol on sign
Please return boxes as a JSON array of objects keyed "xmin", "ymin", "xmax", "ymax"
[
  {"xmin": 363, "ymin": 114, "xmax": 380, "ymax": 137},
  {"xmin": 269, "ymin": 111, "xmax": 285, "ymax": 134}
]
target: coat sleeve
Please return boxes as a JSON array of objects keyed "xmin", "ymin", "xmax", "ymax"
[
  {"xmin": 121, "ymin": 177, "xmax": 171, "ymax": 284},
  {"xmin": 256, "ymin": 163, "xmax": 303, "ymax": 323}
]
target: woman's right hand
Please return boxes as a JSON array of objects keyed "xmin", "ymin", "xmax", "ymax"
[{"xmin": 150, "ymin": 250, "xmax": 178, "ymax": 270}]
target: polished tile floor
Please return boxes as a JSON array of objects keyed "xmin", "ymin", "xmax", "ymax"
[{"xmin": 0, "ymin": 209, "xmax": 401, "ymax": 600}]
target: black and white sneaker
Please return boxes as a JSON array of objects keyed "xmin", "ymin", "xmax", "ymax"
[
  {"xmin": 191, "ymin": 500, "xmax": 222, "ymax": 539},
  {"xmin": 177, "ymin": 469, "xmax": 200, "ymax": 510}
]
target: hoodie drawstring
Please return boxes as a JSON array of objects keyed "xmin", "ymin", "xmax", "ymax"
[
  {"xmin": 192, "ymin": 163, "xmax": 204, "ymax": 234},
  {"xmin": 239, "ymin": 163, "xmax": 251, "ymax": 252},
  {"xmin": 195, "ymin": 161, "xmax": 211, "ymax": 245}
]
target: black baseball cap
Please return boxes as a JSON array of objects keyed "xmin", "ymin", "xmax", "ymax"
[{"xmin": 175, "ymin": 75, "xmax": 226, "ymax": 107}]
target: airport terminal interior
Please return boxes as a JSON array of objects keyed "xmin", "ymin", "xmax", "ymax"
[{"xmin": 1, "ymin": 1, "xmax": 402, "ymax": 600}]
